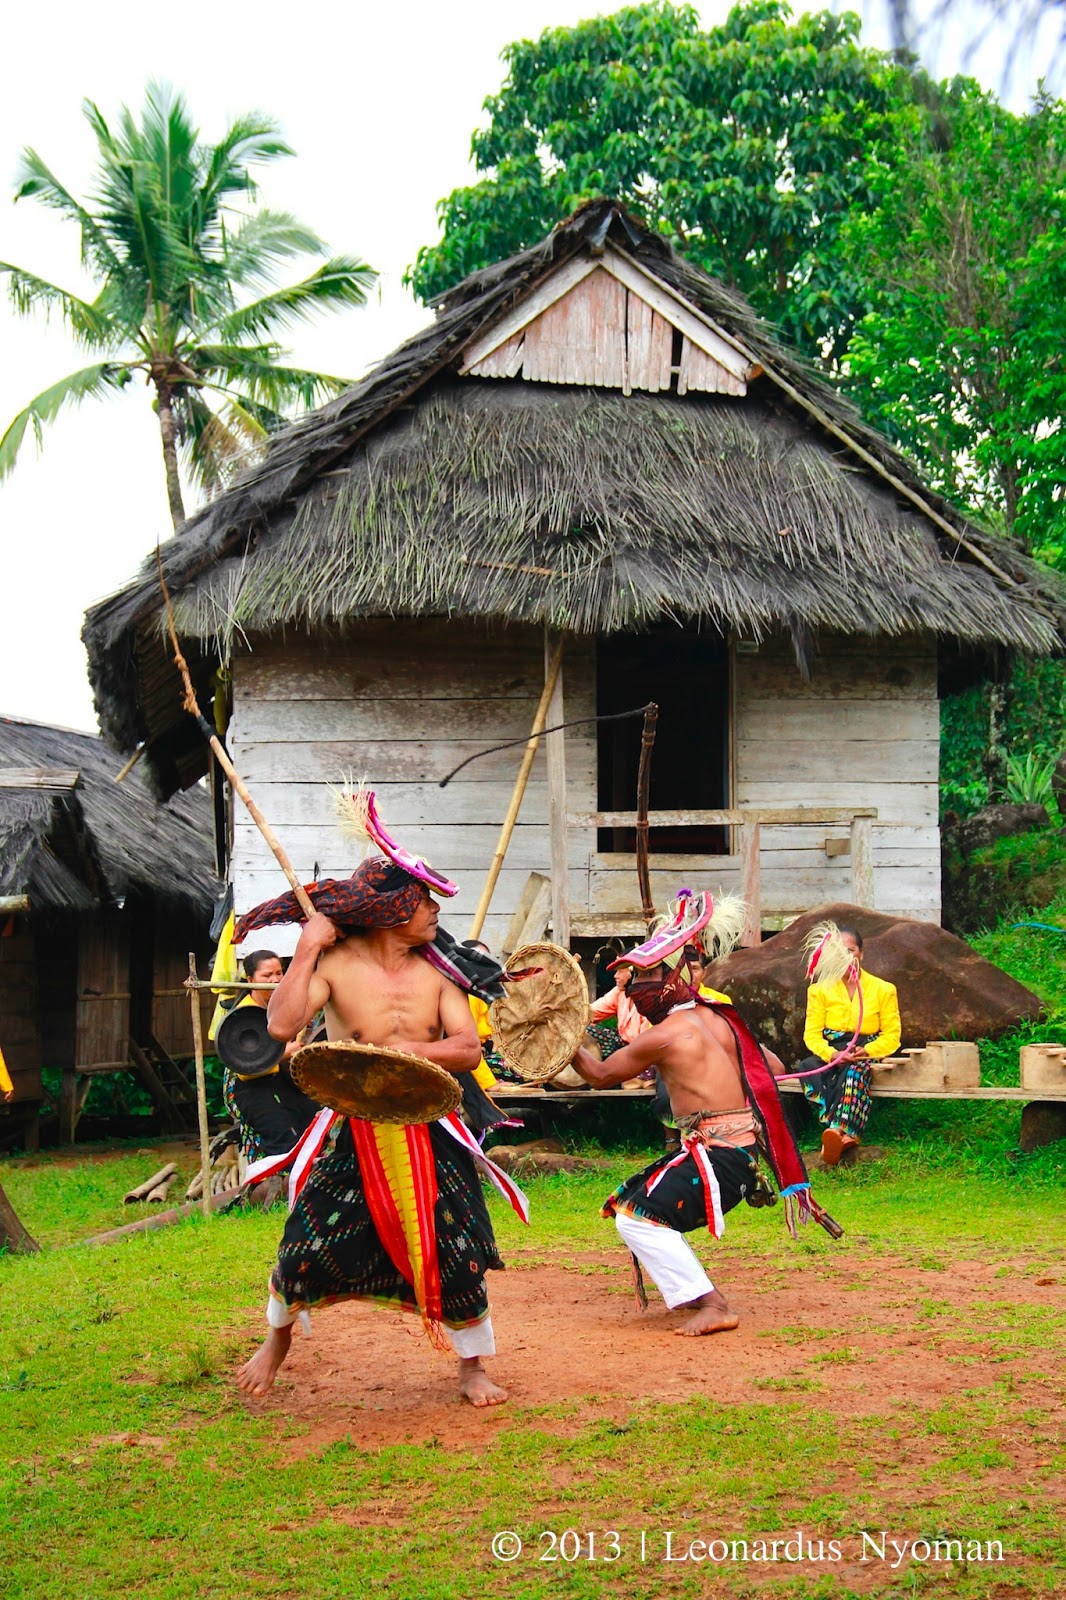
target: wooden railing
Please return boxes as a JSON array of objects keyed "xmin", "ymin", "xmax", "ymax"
[{"xmin": 563, "ymin": 807, "xmax": 878, "ymax": 945}]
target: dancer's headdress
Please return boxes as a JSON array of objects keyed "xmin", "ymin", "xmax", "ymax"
[{"xmin": 803, "ymin": 921, "xmax": 860, "ymax": 987}]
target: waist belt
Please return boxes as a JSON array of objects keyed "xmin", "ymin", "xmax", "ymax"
[
  {"xmin": 823, "ymin": 1030, "xmax": 877, "ymax": 1049},
  {"xmin": 675, "ymin": 1107, "xmax": 758, "ymax": 1147}
]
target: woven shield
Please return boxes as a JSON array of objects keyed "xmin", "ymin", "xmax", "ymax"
[
  {"xmin": 289, "ymin": 1041, "xmax": 462, "ymax": 1125},
  {"xmin": 489, "ymin": 942, "xmax": 590, "ymax": 1082}
]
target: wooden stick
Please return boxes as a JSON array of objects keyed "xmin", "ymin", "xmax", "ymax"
[
  {"xmin": 635, "ymin": 703, "xmax": 659, "ymax": 929},
  {"xmin": 112, "ymin": 745, "xmax": 146, "ymax": 784},
  {"xmin": 468, "ymin": 636, "xmax": 565, "ymax": 941},
  {"xmin": 188, "ymin": 954, "xmax": 213, "ymax": 1221},
  {"xmin": 158, "ymin": 553, "xmax": 316, "ymax": 922}
]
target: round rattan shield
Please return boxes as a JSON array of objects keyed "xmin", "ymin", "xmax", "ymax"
[
  {"xmin": 289, "ymin": 1041, "xmax": 462, "ymax": 1124},
  {"xmin": 489, "ymin": 942, "xmax": 590, "ymax": 1082}
]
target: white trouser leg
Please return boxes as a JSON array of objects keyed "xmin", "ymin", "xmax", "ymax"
[
  {"xmin": 266, "ymin": 1292, "xmax": 298, "ymax": 1329},
  {"xmin": 615, "ymin": 1211, "xmax": 715, "ymax": 1309},
  {"xmin": 447, "ymin": 1315, "xmax": 496, "ymax": 1359}
]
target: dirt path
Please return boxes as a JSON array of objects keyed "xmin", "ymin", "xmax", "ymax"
[{"xmin": 230, "ymin": 1250, "xmax": 1064, "ymax": 1459}]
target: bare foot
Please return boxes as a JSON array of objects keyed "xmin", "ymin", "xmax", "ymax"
[
  {"xmin": 236, "ymin": 1324, "xmax": 292, "ymax": 1397},
  {"xmin": 458, "ymin": 1357, "xmax": 508, "ymax": 1407},
  {"xmin": 674, "ymin": 1291, "xmax": 740, "ymax": 1337}
]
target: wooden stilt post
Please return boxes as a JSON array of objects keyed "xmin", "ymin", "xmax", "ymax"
[
  {"xmin": 739, "ymin": 819, "xmax": 762, "ymax": 946},
  {"xmin": 187, "ymin": 954, "xmax": 212, "ymax": 1220},
  {"xmin": 851, "ymin": 814, "xmax": 875, "ymax": 907}
]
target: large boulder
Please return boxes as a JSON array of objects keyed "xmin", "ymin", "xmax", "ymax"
[{"xmin": 707, "ymin": 902, "xmax": 1044, "ymax": 1061}]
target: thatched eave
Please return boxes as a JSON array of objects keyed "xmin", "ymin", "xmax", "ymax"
[
  {"xmin": 81, "ymin": 199, "xmax": 1066, "ymax": 797},
  {"xmin": 0, "ymin": 718, "xmax": 219, "ymax": 920}
]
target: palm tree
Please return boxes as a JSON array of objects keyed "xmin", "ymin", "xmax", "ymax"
[{"xmin": 0, "ymin": 84, "xmax": 375, "ymax": 528}]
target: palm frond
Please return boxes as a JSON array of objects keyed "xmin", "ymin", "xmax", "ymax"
[
  {"xmin": 210, "ymin": 256, "xmax": 377, "ymax": 343},
  {"xmin": 0, "ymin": 264, "xmax": 109, "ymax": 344},
  {"xmin": 0, "ymin": 363, "xmax": 131, "ymax": 479},
  {"xmin": 12, "ymin": 149, "xmax": 122, "ymax": 279},
  {"xmin": 196, "ymin": 348, "xmax": 352, "ymax": 410},
  {"xmin": 175, "ymin": 388, "xmax": 262, "ymax": 496},
  {"xmin": 197, "ymin": 112, "xmax": 294, "ymax": 219},
  {"xmin": 218, "ymin": 211, "xmax": 328, "ymax": 291}
]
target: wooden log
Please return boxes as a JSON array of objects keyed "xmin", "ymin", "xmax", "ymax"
[
  {"xmin": 123, "ymin": 1162, "xmax": 178, "ymax": 1204},
  {"xmin": 146, "ymin": 1174, "xmax": 177, "ymax": 1204},
  {"xmin": 81, "ymin": 1191, "xmax": 235, "ymax": 1247}
]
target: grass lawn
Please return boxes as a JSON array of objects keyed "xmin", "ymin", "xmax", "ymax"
[{"xmin": 1, "ymin": 1127, "xmax": 1064, "ymax": 1600}]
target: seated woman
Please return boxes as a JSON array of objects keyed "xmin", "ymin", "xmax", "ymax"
[
  {"xmin": 221, "ymin": 950, "xmax": 322, "ymax": 1160},
  {"xmin": 798, "ymin": 926, "xmax": 901, "ymax": 1165},
  {"xmin": 588, "ymin": 960, "xmax": 650, "ymax": 1058}
]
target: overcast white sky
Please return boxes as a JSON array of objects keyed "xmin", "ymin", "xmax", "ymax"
[{"xmin": 0, "ymin": 0, "xmax": 1052, "ymax": 736}]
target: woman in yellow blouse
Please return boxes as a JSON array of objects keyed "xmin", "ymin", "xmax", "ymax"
[{"xmin": 799, "ymin": 927, "xmax": 900, "ymax": 1164}]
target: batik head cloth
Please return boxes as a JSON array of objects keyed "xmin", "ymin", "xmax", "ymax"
[{"xmin": 233, "ymin": 857, "xmax": 425, "ymax": 945}]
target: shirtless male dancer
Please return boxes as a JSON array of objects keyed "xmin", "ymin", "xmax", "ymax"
[
  {"xmin": 571, "ymin": 960, "xmax": 787, "ymax": 1337},
  {"xmin": 236, "ymin": 861, "xmax": 508, "ymax": 1406}
]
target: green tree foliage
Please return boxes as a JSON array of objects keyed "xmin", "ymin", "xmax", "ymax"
[
  {"xmin": 408, "ymin": 0, "xmax": 904, "ymax": 359},
  {"xmin": 1, "ymin": 84, "xmax": 375, "ymax": 529},
  {"xmin": 839, "ymin": 88, "xmax": 1066, "ymax": 557},
  {"xmin": 941, "ymin": 657, "xmax": 1066, "ymax": 817}
]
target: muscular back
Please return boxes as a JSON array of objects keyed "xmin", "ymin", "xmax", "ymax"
[{"xmin": 653, "ymin": 1006, "xmax": 747, "ymax": 1117}]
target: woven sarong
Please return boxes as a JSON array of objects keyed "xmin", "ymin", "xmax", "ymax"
[{"xmin": 270, "ymin": 1119, "xmax": 502, "ymax": 1330}]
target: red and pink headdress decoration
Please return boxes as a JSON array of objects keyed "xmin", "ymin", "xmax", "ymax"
[
  {"xmin": 332, "ymin": 783, "xmax": 458, "ymax": 898},
  {"xmin": 609, "ymin": 888, "xmax": 747, "ymax": 971}
]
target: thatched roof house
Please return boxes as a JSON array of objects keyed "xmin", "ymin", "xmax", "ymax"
[
  {"xmin": 82, "ymin": 200, "xmax": 1064, "ymax": 951},
  {"xmin": 0, "ymin": 717, "xmax": 219, "ymax": 1144}
]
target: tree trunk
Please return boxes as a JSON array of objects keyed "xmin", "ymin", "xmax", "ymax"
[
  {"xmin": 155, "ymin": 380, "xmax": 186, "ymax": 531},
  {"xmin": 0, "ymin": 1180, "xmax": 39, "ymax": 1255}
]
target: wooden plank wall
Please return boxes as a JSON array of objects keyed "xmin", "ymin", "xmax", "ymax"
[
  {"xmin": 75, "ymin": 909, "xmax": 130, "ymax": 1070},
  {"xmin": 732, "ymin": 633, "xmax": 941, "ymax": 923},
  {"xmin": 0, "ymin": 920, "xmax": 43, "ymax": 1100},
  {"xmin": 229, "ymin": 623, "xmax": 597, "ymax": 954}
]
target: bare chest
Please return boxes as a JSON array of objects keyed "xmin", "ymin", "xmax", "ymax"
[{"xmin": 321, "ymin": 949, "xmax": 443, "ymax": 1046}]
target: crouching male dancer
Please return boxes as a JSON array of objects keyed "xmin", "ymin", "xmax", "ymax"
[
  {"xmin": 235, "ymin": 849, "xmax": 515, "ymax": 1407},
  {"xmin": 571, "ymin": 892, "xmax": 841, "ymax": 1336}
]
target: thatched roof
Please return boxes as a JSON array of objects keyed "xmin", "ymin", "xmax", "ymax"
[
  {"xmin": 0, "ymin": 717, "xmax": 219, "ymax": 919},
  {"xmin": 0, "ymin": 784, "xmax": 101, "ymax": 914},
  {"xmin": 83, "ymin": 199, "xmax": 1066, "ymax": 797}
]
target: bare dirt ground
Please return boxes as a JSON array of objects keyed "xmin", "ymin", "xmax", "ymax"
[{"xmin": 228, "ymin": 1250, "xmax": 1064, "ymax": 1459}]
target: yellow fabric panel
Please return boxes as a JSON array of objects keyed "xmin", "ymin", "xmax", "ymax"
[
  {"xmin": 469, "ymin": 996, "xmax": 493, "ymax": 1042},
  {"xmin": 698, "ymin": 984, "xmax": 732, "ymax": 1005},
  {"xmin": 0, "ymin": 1046, "xmax": 13, "ymax": 1095},
  {"xmin": 472, "ymin": 1059, "xmax": 498, "ymax": 1091},
  {"xmin": 208, "ymin": 911, "xmax": 240, "ymax": 1041},
  {"xmin": 803, "ymin": 970, "xmax": 901, "ymax": 1060}
]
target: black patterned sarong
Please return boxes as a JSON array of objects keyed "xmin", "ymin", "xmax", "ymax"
[
  {"xmin": 270, "ymin": 1119, "xmax": 502, "ymax": 1329},
  {"xmin": 603, "ymin": 1144, "xmax": 756, "ymax": 1231}
]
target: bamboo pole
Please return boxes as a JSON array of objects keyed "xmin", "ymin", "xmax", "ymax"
[
  {"xmin": 158, "ymin": 555, "xmax": 316, "ymax": 922},
  {"xmin": 468, "ymin": 636, "xmax": 565, "ymax": 941},
  {"xmin": 188, "ymin": 954, "xmax": 213, "ymax": 1220}
]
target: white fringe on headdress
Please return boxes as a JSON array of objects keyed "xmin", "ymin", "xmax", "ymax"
[
  {"xmin": 659, "ymin": 891, "xmax": 748, "ymax": 969},
  {"xmin": 699, "ymin": 892, "xmax": 748, "ymax": 960},
  {"xmin": 329, "ymin": 776, "xmax": 375, "ymax": 849},
  {"xmin": 803, "ymin": 921, "xmax": 858, "ymax": 987}
]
